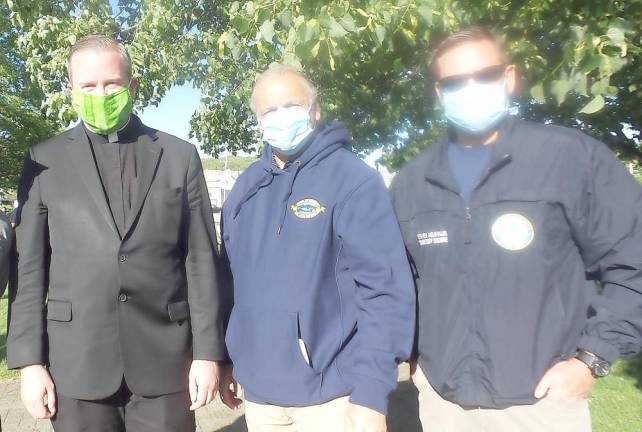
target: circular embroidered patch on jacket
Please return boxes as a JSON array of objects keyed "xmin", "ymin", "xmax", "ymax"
[
  {"xmin": 291, "ymin": 198, "xmax": 326, "ymax": 219},
  {"xmin": 491, "ymin": 213, "xmax": 534, "ymax": 251}
]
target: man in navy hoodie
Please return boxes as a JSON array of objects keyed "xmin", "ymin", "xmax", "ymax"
[{"xmin": 218, "ymin": 64, "xmax": 415, "ymax": 432}]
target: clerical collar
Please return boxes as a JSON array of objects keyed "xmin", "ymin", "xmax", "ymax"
[{"xmin": 83, "ymin": 116, "xmax": 139, "ymax": 144}]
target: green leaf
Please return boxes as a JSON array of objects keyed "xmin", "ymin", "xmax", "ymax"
[
  {"xmin": 374, "ymin": 25, "xmax": 386, "ymax": 46},
  {"xmin": 591, "ymin": 78, "xmax": 610, "ymax": 95},
  {"xmin": 339, "ymin": 14, "xmax": 357, "ymax": 33},
  {"xmin": 579, "ymin": 94, "xmax": 605, "ymax": 114},
  {"xmin": 606, "ymin": 25, "xmax": 628, "ymax": 56},
  {"xmin": 551, "ymin": 78, "xmax": 572, "ymax": 105},
  {"xmin": 217, "ymin": 31, "xmax": 231, "ymax": 57},
  {"xmin": 277, "ymin": 10, "xmax": 292, "ymax": 27},
  {"xmin": 607, "ymin": 26, "xmax": 625, "ymax": 46},
  {"xmin": 225, "ymin": 33, "xmax": 241, "ymax": 60},
  {"xmin": 328, "ymin": 17, "xmax": 348, "ymax": 38},
  {"xmin": 401, "ymin": 29, "xmax": 416, "ymax": 46},
  {"xmin": 354, "ymin": 8, "xmax": 370, "ymax": 18},
  {"xmin": 571, "ymin": 25, "xmax": 586, "ymax": 41},
  {"xmin": 298, "ymin": 19, "xmax": 320, "ymax": 43},
  {"xmin": 231, "ymin": 15, "xmax": 250, "ymax": 34},
  {"xmin": 574, "ymin": 73, "xmax": 588, "ymax": 97},
  {"xmin": 530, "ymin": 82, "xmax": 545, "ymax": 104},
  {"xmin": 418, "ymin": 5, "xmax": 433, "ymax": 25},
  {"xmin": 580, "ymin": 54, "xmax": 602, "ymax": 73},
  {"xmin": 244, "ymin": 2, "xmax": 255, "ymax": 16},
  {"xmin": 311, "ymin": 41, "xmax": 321, "ymax": 58},
  {"xmin": 259, "ymin": 20, "xmax": 274, "ymax": 42}
]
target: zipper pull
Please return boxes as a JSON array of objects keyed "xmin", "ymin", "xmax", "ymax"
[{"xmin": 464, "ymin": 207, "xmax": 472, "ymax": 244}]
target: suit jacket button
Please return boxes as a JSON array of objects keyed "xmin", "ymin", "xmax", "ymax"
[
  {"xmin": 118, "ymin": 293, "xmax": 128, "ymax": 302},
  {"xmin": 119, "ymin": 254, "xmax": 127, "ymax": 263}
]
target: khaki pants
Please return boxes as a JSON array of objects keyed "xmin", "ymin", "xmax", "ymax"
[
  {"xmin": 244, "ymin": 396, "xmax": 350, "ymax": 432},
  {"xmin": 413, "ymin": 366, "xmax": 592, "ymax": 432}
]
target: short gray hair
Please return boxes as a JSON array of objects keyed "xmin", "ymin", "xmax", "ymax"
[
  {"xmin": 68, "ymin": 34, "xmax": 132, "ymax": 80},
  {"xmin": 250, "ymin": 63, "xmax": 318, "ymax": 113}
]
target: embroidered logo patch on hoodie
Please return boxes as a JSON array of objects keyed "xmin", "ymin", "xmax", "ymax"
[{"xmin": 291, "ymin": 198, "xmax": 326, "ymax": 219}]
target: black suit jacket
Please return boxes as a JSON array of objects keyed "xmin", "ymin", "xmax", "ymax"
[
  {"xmin": 0, "ymin": 211, "xmax": 14, "ymax": 299},
  {"xmin": 7, "ymin": 117, "xmax": 229, "ymax": 399}
]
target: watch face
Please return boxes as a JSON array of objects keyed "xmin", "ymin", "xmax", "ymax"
[{"xmin": 593, "ymin": 360, "xmax": 610, "ymax": 377}]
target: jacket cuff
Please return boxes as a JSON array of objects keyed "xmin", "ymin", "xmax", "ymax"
[
  {"xmin": 349, "ymin": 375, "xmax": 393, "ymax": 416},
  {"xmin": 7, "ymin": 347, "xmax": 45, "ymax": 370},
  {"xmin": 192, "ymin": 342, "xmax": 228, "ymax": 362},
  {"xmin": 577, "ymin": 335, "xmax": 620, "ymax": 364}
]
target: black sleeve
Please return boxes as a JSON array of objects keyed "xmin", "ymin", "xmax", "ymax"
[
  {"xmin": 571, "ymin": 138, "xmax": 642, "ymax": 363},
  {"xmin": 184, "ymin": 145, "xmax": 231, "ymax": 361},
  {"xmin": 7, "ymin": 149, "xmax": 49, "ymax": 369},
  {"xmin": 0, "ymin": 212, "xmax": 15, "ymax": 298}
]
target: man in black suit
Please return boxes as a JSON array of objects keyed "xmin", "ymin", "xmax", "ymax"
[
  {"xmin": 0, "ymin": 210, "xmax": 14, "ymax": 298},
  {"xmin": 7, "ymin": 35, "xmax": 228, "ymax": 432}
]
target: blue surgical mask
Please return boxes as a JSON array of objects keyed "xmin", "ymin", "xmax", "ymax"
[
  {"xmin": 441, "ymin": 81, "xmax": 509, "ymax": 135},
  {"xmin": 260, "ymin": 106, "xmax": 314, "ymax": 156}
]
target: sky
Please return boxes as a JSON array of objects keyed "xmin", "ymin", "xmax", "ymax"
[{"xmin": 137, "ymin": 84, "xmax": 206, "ymax": 155}]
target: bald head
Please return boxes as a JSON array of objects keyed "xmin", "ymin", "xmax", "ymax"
[{"xmin": 250, "ymin": 64, "xmax": 320, "ymax": 122}]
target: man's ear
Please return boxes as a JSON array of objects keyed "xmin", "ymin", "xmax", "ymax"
[
  {"xmin": 129, "ymin": 77, "xmax": 139, "ymax": 95},
  {"xmin": 505, "ymin": 65, "xmax": 517, "ymax": 95},
  {"xmin": 434, "ymin": 83, "xmax": 443, "ymax": 102}
]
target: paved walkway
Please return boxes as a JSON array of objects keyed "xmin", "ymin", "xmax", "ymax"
[{"xmin": 1, "ymin": 366, "xmax": 420, "ymax": 432}]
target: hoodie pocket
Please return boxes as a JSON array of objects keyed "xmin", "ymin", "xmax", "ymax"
[{"xmin": 226, "ymin": 306, "xmax": 319, "ymax": 386}]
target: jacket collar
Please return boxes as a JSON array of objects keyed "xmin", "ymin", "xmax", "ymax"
[
  {"xmin": 65, "ymin": 115, "xmax": 161, "ymax": 240},
  {"xmin": 424, "ymin": 117, "xmax": 518, "ymax": 194}
]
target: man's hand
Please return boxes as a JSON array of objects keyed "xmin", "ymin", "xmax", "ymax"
[
  {"xmin": 218, "ymin": 363, "xmax": 242, "ymax": 410},
  {"xmin": 188, "ymin": 360, "xmax": 220, "ymax": 411},
  {"xmin": 20, "ymin": 365, "xmax": 56, "ymax": 419},
  {"xmin": 534, "ymin": 358, "xmax": 596, "ymax": 401},
  {"xmin": 346, "ymin": 403, "xmax": 387, "ymax": 432}
]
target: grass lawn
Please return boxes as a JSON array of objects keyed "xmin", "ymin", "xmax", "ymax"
[{"xmin": 1, "ymin": 295, "xmax": 640, "ymax": 430}]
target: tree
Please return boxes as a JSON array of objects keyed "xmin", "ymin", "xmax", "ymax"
[
  {"xmin": 0, "ymin": 1, "xmax": 59, "ymax": 191},
  {"xmin": 5, "ymin": 0, "xmax": 641, "ymax": 172}
]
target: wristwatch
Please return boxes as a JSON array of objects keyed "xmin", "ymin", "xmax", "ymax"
[{"xmin": 575, "ymin": 350, "xmax": 611, "ymax": 378}]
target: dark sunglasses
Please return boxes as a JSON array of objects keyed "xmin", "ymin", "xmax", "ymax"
[{"xmin": 437, "ymin": 65, "xmax": 507, "ymax": 92}]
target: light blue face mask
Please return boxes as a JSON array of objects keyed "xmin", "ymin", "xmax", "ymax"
[
  {"xmin": 441, "ymin": 81, "xmax": 509, "ymax": 135},
  {"xmin": 260, "ymin": 106, "xmax": 314, "ymax": 157}
]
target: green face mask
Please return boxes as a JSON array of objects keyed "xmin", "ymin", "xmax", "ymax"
[{"xmin": 72, "ymin": 86, "xmax": 133, "ymax": 135}]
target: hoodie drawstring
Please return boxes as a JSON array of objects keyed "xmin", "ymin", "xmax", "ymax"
[
  {"xmin": 233, "ymin": 168, "xmax": 275, "ymax": 219},
  {"xmin": 277, "ymin": 160, "xmax": 301, "ymax": 235}
]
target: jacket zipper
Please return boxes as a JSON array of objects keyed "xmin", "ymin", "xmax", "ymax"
[
  {"xmin": 461, "ymin": 154, "xmax": 510, "ymax": 245},
  {"xmin": 464, "ymin": 206, "xmax": 472, "ymax": 244}
]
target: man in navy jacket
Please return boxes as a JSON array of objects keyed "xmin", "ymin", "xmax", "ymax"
[
  {"xmin": 391, "ymin": 26, "xmax": 642, "ymax": 431},
  {"xmin": 219, "ymin": 64, "xmax": 415, "ymax": 432}
]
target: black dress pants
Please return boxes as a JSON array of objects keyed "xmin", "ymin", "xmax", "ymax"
[{"xmin": 51, "ymin": 381, "xmax": 195, "ymax": 432}]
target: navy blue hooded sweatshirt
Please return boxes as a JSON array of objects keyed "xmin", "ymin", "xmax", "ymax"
[{"xmin": 221, "ymin": 122, "xmax": 415, "ymax": 414}]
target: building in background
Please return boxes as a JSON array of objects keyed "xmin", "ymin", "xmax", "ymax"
[{"xmin": 204, "ymin": 169, "xmax": 240, "ymax": 240}]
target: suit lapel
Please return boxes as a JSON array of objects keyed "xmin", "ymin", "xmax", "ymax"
[
  {"xmin": 66, "ymin": 124, "xmax": 121, "ymax": 239},
  {"xmin": 123, "ymin": 132, "xmax": 162, "ymax": 238}
]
